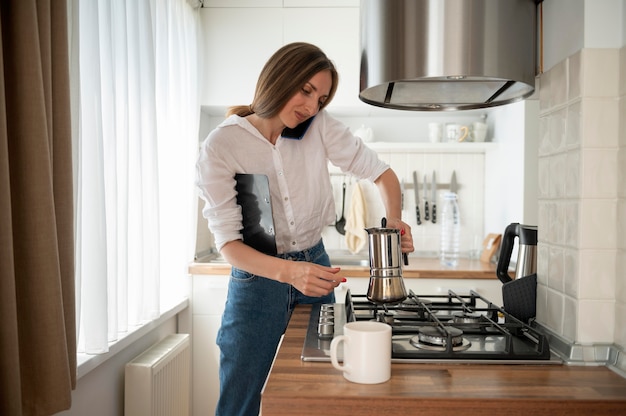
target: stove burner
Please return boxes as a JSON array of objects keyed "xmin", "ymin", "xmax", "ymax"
[
  {"xmin": 418, "ymin": 326, "xmax": 463, "ymax": 346},
  {"xmin": 452, "ymin": 311, "xmax": 483, "ymax": 325},
  {"xmin": 410, "ymin": 326, "xmax": 472, "ymax": 352}
]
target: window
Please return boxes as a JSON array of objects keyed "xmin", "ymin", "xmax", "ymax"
[{"xmin": 70, "ymin": 0, "xmax": 201, "ymax": 354}]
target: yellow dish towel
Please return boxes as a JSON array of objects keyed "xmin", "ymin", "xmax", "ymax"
[{"xmin": 345, "ymin": 181, "xmax": 368, "ymax": 254}]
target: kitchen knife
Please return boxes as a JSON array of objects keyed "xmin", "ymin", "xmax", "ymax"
[
  {"xmin": 423, "ymin": 174, "xmax": 429, "ymax": 221},
  {"xmin": 450, "ymin": 171, "xmax": 458, "ymax": 194},
  {"xmin": 431, "ymin": 171, "xmax": 437, "ymax": 224},
  {"xmin": 412, "ymin": 171, "xmax": 421, "ymax": 225}
]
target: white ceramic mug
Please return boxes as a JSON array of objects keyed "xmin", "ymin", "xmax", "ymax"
[
  {"xmin": 428, "ymin": 122, "xmax": 443, "ymax": 143},
  {"xmin": 446, "ymin": 124, "xmax": 469, "ymax": 142},
  {"xmin": 330, "ymin": 321, "xmax": 391, "ymax": 384},
  {"xmin": 472, "ymin": 121, "xmax": 488, "ymax": 142}
]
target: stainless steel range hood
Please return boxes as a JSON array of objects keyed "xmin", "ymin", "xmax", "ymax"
[{"xmin": 359, "ymin": 0, "xmax": 537, "ymax": 111}]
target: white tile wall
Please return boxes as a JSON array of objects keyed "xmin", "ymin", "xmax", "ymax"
[
  {"xmin": 545, "ymin": 287, "xmax": 564, "ymax": 334},
  {"xmin": 618, "ymin": 46, "xmax": 626, "ymax": 354},
  {"xmin": 581, "ymin": 49, "xmax": 619, "ymax": 98},
  {"xmin": 581, "ymin": 99, "xmax": 620, "ymax": 148},
  {"xmin": 537, "ymin": 46, "xmax": 625, "ymax": 355},
  {"xmin": 549, "ymin": 59, "xmax": 568, "ymax": 107},
  {"xmin": 579, "ymin": 199, "xmax": 618, "ymax": 249},
  {"xmin": 566, "ymin": 101, "xmax": 582, "ymax": 149},
  {"xmin": 562, "ymin": 295, "xmax": 577, "ymax": 341},
  {"xmin": 581, "ymin": 148, "xmax": 618, "ymax": 198},
  {"xmin": 616, "ymin": 302, "xmax": 626, "ymax": 347},
  {"xmin": 563, "ymin": 248, "xmax": 578, "ymax": 298},
  {"xmin": 547, "ymin": 246, "xmax": 564, "ymax": 292},
  {"xmin": 564, "ymin": 149, "xmax": 580, "ymax": 197},
  {"xmin": 578, "ymin": 250, "xmax": 617, "ymax": 300},
  {"xmin": 578, "ymin": 299, "xmax": 615, "ymax": 344},
  {"xmin": 568, "ymin": 52, "xmax": 582, "ymax": 103}
]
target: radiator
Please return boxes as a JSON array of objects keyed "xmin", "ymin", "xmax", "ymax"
[{"xmin": 125, "ymin": 333, "xmax": 191, "ymax": 416}]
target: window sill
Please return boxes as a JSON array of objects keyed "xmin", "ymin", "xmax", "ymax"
[{"xmin": 75, "ymin": 298, "xmax": 190, "ymax": 380}]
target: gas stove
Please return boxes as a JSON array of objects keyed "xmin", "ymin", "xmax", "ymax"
[{"xmin": 301, "ymin": 289, "xmax": 562, "ymax": 364}]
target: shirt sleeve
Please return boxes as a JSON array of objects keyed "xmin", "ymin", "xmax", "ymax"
[
  {"xmin": 195, "ymin": 131, "xmax": 243, "ymax": 252},
  {"xmin": 318, "ymin": 111, "xmax": 389, "ymax": 182}
]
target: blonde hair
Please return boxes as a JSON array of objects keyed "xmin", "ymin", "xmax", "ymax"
[{"xmin": 227, "ymin": 42, "xmax": 338, "ymax": 118}]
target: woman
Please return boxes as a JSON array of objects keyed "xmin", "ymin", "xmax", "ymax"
[{"xmin": 196, "ymin": 42, "xmax": 414, "ymax": 416}]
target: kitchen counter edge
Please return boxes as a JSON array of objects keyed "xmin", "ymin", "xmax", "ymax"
[{"xmin": 188, "ymin": 257, "xmax": 498, "ymax": 279}]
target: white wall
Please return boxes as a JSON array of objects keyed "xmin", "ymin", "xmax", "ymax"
[
  {"xmin": 541, "ymin": 0, "xmax": 585, "ymax": 71},
  {"xmin": 483, "ymin": 100, "xmax": 539, "ymax": 235},
  {"xmin": 55, "ymin": 315, "xmax": 182, "ymax": 416},
  {"xmin": 542, "ymin": 0, "xmax": 626, "ymax": 71}
]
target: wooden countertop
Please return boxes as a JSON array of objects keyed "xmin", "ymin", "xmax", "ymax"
[
  {"xmin": 261, "ymin": 305, "xmax": 626, "ymax": 415},
  {"xmin": 189, "ymin": 257, "xmax": 497, "ymax": 279}
]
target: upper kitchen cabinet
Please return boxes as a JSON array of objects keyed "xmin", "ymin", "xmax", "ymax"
[
  {"xmin": 200, "ymin": 5, "xmax": 365, "ymax": 109},
  {"xmin": 283, "ymin": 0, "xmax": 360, "ymax": 7},
  {"xmin": 200, "ymin": 8, "xmax": 283, "ymax": 108},
  {"xmin": 283, "ymin": 7, "xmax": 364, "ymax": 108},
  {"xmin": 202, "ymin": 1, "xmax": 359, "ymax": 6},
  {"xmin": 202, "ymin": 0, "xmax": 283, "ymax": 7}
]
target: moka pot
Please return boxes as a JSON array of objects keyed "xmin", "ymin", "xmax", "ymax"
[{"xmin": 366, "ymin": 218, "xmax": 408, "ymax": 304}]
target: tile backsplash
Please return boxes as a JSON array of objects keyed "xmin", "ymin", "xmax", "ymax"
[
  {"xmin": 322, "ymin": 143, "xmax": 486, "ymax": 258},
  {"xmin": 537, "ymin": 47, "xmax": 626, "ymax": 363}
]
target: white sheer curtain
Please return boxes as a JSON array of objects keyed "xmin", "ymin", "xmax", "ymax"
[{"xmin": 71, "ymin": 0, "xmax": 200, "ymax": 353}]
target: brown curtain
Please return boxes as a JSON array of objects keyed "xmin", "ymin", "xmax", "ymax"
[{"xmin": 0, "ymin": 1, "xmax": 76, "ymax": 415}]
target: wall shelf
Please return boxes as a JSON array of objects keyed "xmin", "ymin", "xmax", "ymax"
[
  {"xmin": 201, "ymin": 104, "xmax": 494, "ymax": 120},
  {"xmin": 366, "ymin": 141, "xmax": 497, "ymax": 153}
]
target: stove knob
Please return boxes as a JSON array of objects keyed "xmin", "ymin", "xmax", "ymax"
[
  {"xmin": 319, "ymin": 311, "xmax": 334, "ymax": 322},
  {"xmin": 320, "ymin": 303, "xmax": 334, "ymax": 312},
  {"xmin": 320, "ymin": 304, "xmax": 334, "ymax": 317},
  {"xmin": 317, "ymin": 321, "xmax": 334, "ymax": 339}
]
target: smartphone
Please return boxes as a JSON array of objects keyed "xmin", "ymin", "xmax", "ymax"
[{"xmin": 281, "ymin": 116, "xmax": 315, "ymax": 140}]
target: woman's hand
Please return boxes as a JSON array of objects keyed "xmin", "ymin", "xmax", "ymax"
[
  {"xmin": 384, "ymin": 217, "xmax": 415, "ymax": 254},
  {"xmin": 221, "ymin": 240, "xmax": 345, "ymax": 297},
  {"xmin": 281, "ymin": 262, "xmax": 345, "ymax": 297},
  {"xmin": 373, "ymin": 168, "xmax": 415, "ymax": 255}
]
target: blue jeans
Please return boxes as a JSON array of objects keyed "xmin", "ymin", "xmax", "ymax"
[{"xmin": 215, "ymin": 239, "xmax": 334, "ymax": 416}]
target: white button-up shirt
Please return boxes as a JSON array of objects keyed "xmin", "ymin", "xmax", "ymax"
[{"xmin": 196, "ymin": 109, "xmax": 389, "ymax": 254}]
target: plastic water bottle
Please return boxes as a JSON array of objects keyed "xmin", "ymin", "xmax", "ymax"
[{"xmin": 440, "ymin": 192, "xmax": 460, "ymax": 267}]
